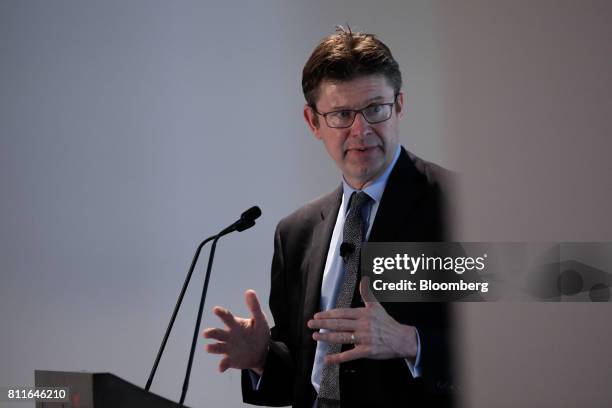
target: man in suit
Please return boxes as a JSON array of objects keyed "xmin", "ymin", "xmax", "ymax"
[{"xmin": 204, "ymin": 27, "xmax": 454, "ymax": 407}]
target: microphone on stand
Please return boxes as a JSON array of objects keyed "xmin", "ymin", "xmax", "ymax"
[
  {"xmin": 218, "ymin": 206, "xmax": 262, "ymax": 235},
  {"xmin": 145, "ymin": 206, "xmax": 261, "ymax": 406}
]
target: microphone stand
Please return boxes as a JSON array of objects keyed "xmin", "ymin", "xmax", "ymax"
[
  {"xmin": 145, "ymin": 235, "xmax": 216, "ymax": 392},
  {"xmin": 179, "ymin": 226, "xmax": 233, "ymax": 406},
  {"xmin": 178, "ymin": 217, "xmax": 256, "ymax": 405},
  {"xmin": 145, "ymin": 207, "xmax": 260, "ymax": 405}
]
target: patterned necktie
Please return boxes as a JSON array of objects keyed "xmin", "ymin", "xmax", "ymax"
[{"xmin": 318, "ymin": 192, "xmax": 372, "ymax": 406}]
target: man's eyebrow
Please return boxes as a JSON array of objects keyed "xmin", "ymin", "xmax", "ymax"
[{"xmin": 330, "ymin": 96, "xmax": 387, "ymax": 110}]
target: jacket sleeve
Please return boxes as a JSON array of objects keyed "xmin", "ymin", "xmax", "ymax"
[
  {"xmin": 413, "ymin": 302, "xmax": 455, "ymax": 397},
  {"xmin": 241, "ymin": 223, "xmax": 296, "ymax": 406}
]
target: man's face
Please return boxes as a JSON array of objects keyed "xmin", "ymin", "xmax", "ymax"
[{"xmin": 304, "ymin": 75, "xmax": 404, "ymax": 190}]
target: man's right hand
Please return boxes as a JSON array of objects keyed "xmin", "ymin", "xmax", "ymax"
[{"xmin": 203, "ymin": 289, "xmax": 270, "ymax": 375}]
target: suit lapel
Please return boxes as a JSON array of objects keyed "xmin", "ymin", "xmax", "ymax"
[
  {"xmin": 300, "ymin": 187, "xmax": 342, "ymax": 385},
  {"xmin": 301, "ymin": 186, "xmax": 343, "ymax": 329},
  {"xmin": 369, "ymin": 147, "xmax": 427, "ymax": 242}
]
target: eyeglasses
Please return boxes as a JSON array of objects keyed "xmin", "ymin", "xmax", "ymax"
[{"xmin": 311, "ymin": 96, "xmax": 398, "ymax": 128}]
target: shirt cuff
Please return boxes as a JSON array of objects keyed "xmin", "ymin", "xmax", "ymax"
[{"xmin": 405, "ymin": 327, "xmax": 422, "ymax": 378}]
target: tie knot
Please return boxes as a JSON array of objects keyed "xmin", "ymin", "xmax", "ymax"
[{"xmin": 349, "ymin": 191, "xmax": 372, "ymax": 213}]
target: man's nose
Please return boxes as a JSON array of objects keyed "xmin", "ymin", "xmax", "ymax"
[{"xmin": 349, "ymin": 111, "xmax": 370, "ymax": 136}]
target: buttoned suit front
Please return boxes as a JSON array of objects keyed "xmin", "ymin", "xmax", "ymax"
[{"xmin": 242, "ymin": 147, "xmax": 455, "ymax": 407}]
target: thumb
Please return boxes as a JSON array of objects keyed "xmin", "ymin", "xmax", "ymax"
[
  {"xmin": 359, "ymin": 277, "xmax": 379, "ymax": 307},
  {"xmin": 245, "ymin": 289, "xmax": 265, "ymax": 321}
]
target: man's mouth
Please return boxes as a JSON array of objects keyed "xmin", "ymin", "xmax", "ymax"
[{"xmin": 346, "ymin": 146, "xmax": 378, "ymax": 154}]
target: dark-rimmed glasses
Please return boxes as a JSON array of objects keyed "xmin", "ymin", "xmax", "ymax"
[{"xmin": 311, "ymin": 95, "xmax": 398, "ymax": 128}]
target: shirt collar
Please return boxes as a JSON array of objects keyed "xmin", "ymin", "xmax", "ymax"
[{"xmin": 341, "ymin": 144, "xmax": 401, "ymax": 212}]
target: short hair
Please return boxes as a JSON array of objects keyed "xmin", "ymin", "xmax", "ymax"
[{"xmin": 302, "ymin": 26, "xmax": 402, "ymax": 107}]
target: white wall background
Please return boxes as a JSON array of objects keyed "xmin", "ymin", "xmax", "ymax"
[
  {"xmin": 1, "ymin": 1, "xmax": 611, "ymax": 407},
  {"xmin": 0, "ymin": 1, "xmax": 446, "ymax": 407}
]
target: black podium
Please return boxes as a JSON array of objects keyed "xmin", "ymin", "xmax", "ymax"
[{"xmin": 35, "ymin": 370, "xmax": 191, "ymax": 408}]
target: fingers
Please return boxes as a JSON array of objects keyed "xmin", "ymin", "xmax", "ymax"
[
  {"xmin": 205, "ymin": 342, "xmax": 228, "ymax": 354},
  {"xmin": 308, "ymin": 318, "xmax": 359, "ymax": 331},
  {"xmin": 359, "ymin": 277, "xmax": 378, "ymax": 305},
  {"xmin": 244, "ymin": 289, "xmax": 265, "ymax": 321},
  {"xmin": 203, "ymin": 327, "xmax": 229, "ymax": 342},
  {"xmin": 313, "ymin": 307, "xmax": 363, "ymax": 320},
  {"xmin": 325, "ymin": 347, "xmax": 364, "ymax": 365},
  {"xmin": 213, "ymin": 306, "xmax": 238, "ymax": 329},
  {"xmin": 219, "ymin": 356, "xmax": 231, "ymax": 373}
]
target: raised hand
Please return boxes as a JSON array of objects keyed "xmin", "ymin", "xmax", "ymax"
[
  {"xmin": 203, "ymin": 289, "xmax": 270, "ymax": 375},
  {"xmin": 307, "ymin": 277, "xmax": 417, "ymax": 365}
]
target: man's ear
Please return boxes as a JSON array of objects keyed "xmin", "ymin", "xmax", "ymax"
[
  {"xmin": 303, "ymin": 104, "xmax": 322, "ymax": 140},
  {"xmin": 395, "ymin": 92, "xmax": 404, "ymax": 119}
]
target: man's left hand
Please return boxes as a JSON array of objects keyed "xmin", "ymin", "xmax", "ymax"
[{"xmin": 307, "ymin": 277, "xmax": 417, "ymax": 365}]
